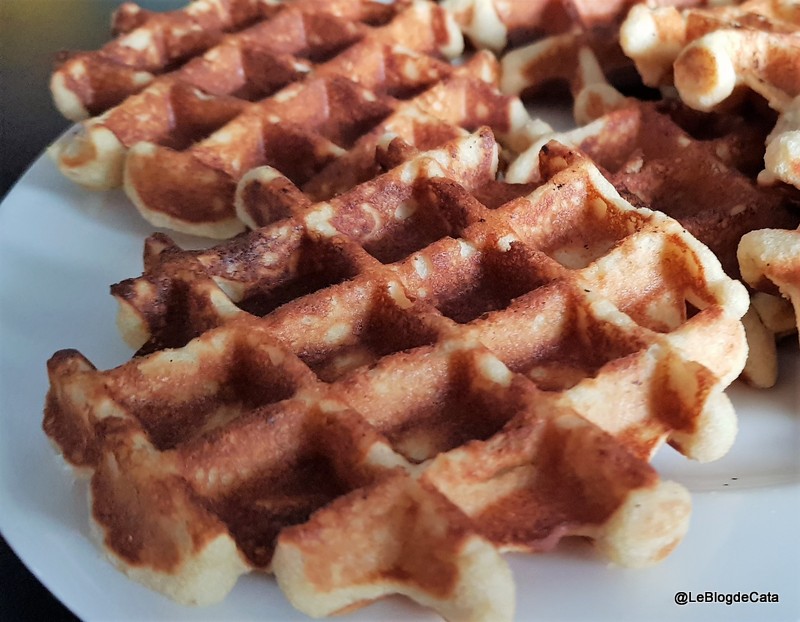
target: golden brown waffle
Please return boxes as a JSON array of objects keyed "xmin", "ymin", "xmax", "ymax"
[
  {"xmin": 122, "ymin": 51, "xmax": 542, "ymax": 238},
  {"xmin": 621, "ymin": 0, "xmax": 800, "ymax": 112},
  {"xmin": 505, "ymin": 92, "xmax": 800, "ymax": 387},
  {"xmin": 617, "ymin": 0, "xmax": 800, "ymax": 379},
  {"xmin": 613, "ymin": 1, "xmax": 800, "ymax": 385},
  {"xmin": 48, "ymin": 1, "xmax": 555, "ymax": 239},
  {"xmin": 47, "ymin": 3, "xmax": 463, "ymax": 192},
  {"xmin": 45, "ymin": 130, "xmax": 749, "ymax": 618},
  {"xmin": 51, "ymin": 0, "xmax": 404, "ymax": 120},
  {"xmin": 506, "ymin": 100, "xmax": 800, "ymax": 278},
  {"xmin": 233, "ymin": 51, "xmax": 548, "ymax": 230},
  {"xmin": 496, "ymin": 1, "xmax": 718, "ymax": 104},
  {"xmin": 52, "ymin": 0, "xmax": 279, "ymax": 120},
  {"xmin": 509, "ymin": 30, "xmax": 800, "ymax": 388},
  {"xmin": 49, "ymin": 0, "xmax": 416, "ymax": 191}
]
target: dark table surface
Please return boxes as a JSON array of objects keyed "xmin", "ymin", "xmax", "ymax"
[{"xmin": 0, "ymin": 2, "xmax": 182, "ymax": 619}]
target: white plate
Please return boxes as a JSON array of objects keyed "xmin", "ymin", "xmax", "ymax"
[{"xmin": 1, "ymin": 145, "xmax": 799, "ymax": 622}]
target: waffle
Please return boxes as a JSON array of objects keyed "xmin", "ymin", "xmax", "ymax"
[
  {"xmin": 44, "ymin": 129, "xmax": 749, "ymax": 618},
  {"xmin": 620, "ymin": 0, "xmax": 800, "ymax": 112},
  {"xmin": 505, "ymin": 91, "xmax": 800, "ymax": 387},
  {"xmin": 233, "ymin": 52, "xmax": 548, "ymax": 230},
  {"xmin": 124, "ymin": 49, "xmax": 543, "ymax": 238},
  {"xmin": 48, "ymin": 3, "xmax": 459, "ymax": 184},
  {"xmin": 47, "ymin": 1, "xmax": 551, "ymax": 239},
  {"xmin": 506, "ymin": 99, "xmax": 800, "ymax": 278},
  {"xmin": 51, "ymin": 0, "xmax": 279, "ymax": 121},
  {"xmin": 509, "ymin": 28, "xmax": 800, "ymax": 388},
  {"xmin": 49, "ymin": 0, "xmax": 411, "ymax": 191},
  {"xmin": 761, "ymin": 94, "xmax": 800, "ymax": 189},
  {"xmin": 50, "ymin": 0, "xmax": 406, "ymax": 121},
  {"xmin": 617, "ymin": 1, "xmax": 800, "ymax": 384},
  {"xmin": 739, "ymin": 226, "xmax": 800, "ymax": 358}
]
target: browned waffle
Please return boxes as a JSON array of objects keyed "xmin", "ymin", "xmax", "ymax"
[
  {"xmin": 45, "ymin": 129, "xmax": 749, "ymax": 618},
  {"xmin": 618, "ymin": 0, "xmax": 800, "ymax": 377},
  {"xmin": 621, "ymin": 0, "xmax": 800, "ymax": 111},
  {"xmin": 506, "ymin": 99, "xmax": 800, "ymax": 279},
  {"xmin": 49, "ymin": 1, "xmax": 554, "ymax": 239},
  {"xmin": 504, "ymin": 93, "xmax": 800, "ymax": 387},
  {"xmin": 49, "ymin": 0, "xmax": 418, "ymax": 192},
  {"xmin": 495, "ymin": 0, "xmax": 721, "ymax": 106},
  {"xmin": 503, "ymin": 8, "xmax": 800, "ymax": 389},
  {"xmin": 122, "ymin": 51, "xmax": 542, "ymax": 237},
  {"xmin": 51, "ymin": 0, "xmax": 404, "ymax": 120}
]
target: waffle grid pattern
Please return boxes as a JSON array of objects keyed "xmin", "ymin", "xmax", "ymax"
[
  {"xmin": 45, "ymin": 131, "xmax": 748, "ymax": 619},
  {"xmin": 42, "ymin": 1, "xmax": 794, "ymax": 620}
]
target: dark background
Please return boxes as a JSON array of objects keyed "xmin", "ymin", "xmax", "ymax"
[{"xmin": 0, "ymin": 2, "xmax": 181, "ymax": 619}]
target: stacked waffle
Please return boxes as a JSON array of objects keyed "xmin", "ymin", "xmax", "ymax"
[
  {"xmin": 441, "ymin": 0, "xmax": 654, "ymax": 52},
  {"xmin": 619, "ymin": 1, "xmax": 800, "ymax": 383},
  {"xmin": 621, "ymin": 0, "xmax": 800, "ymax": 183},
  {"xmin": 505, "ymin": 100, "xmax": 799, "ymax": 287},
  {"xmin": 621, "ymin": 0, "xmax": 800, "ymax": 110},
  {"xmin": 41, "ymin": 0, "xmax": 791, "ymax": 620},
  {"xmin": 499, "ymin": 0, "xmax": 800, "ymax": 387},
  {"xmin": 48, "ymin": 0, "xmax": 553, "ymax": 238},
  {"xmin": 46, "ymin": 129, "xmax": 748, "ymax": 619}
]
